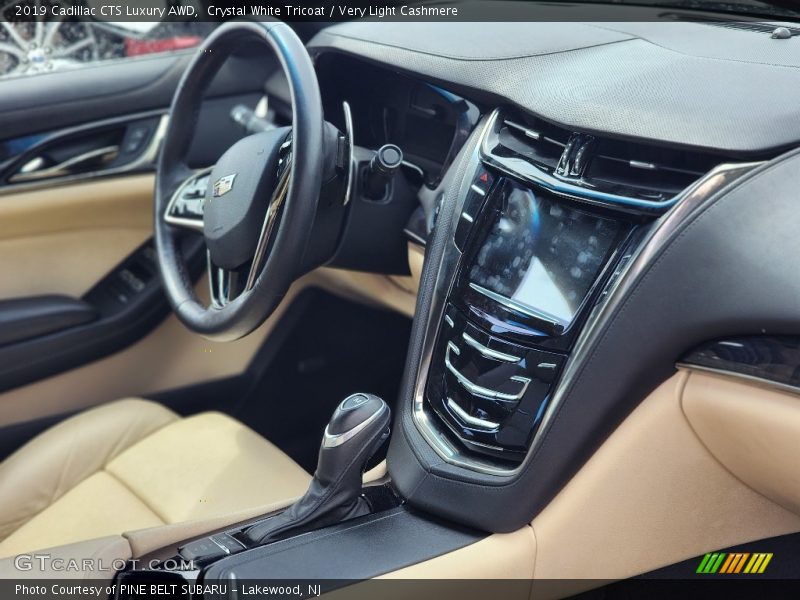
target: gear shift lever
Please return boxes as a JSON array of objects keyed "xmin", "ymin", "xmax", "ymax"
[{"xmin": 244, "ymin": 393, "xmax": 390, "ymax": 545}]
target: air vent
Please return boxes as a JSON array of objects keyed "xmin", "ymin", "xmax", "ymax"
[
  {"xmin": 662, "ymin": 13, "xmax": 800, "ymax": 36},
  {"xmin": 586, "ymin": 137, "xmax": 724, "ymax": 200},
  {"xmin": 706, "ymin": 21, "xmax": 800, "ymax": 36},
  {"xmin": 495, "ymin": 116, "xmax": 570, "ymax": 171},
  {"xmin": 482, "ymin": 109, "xmax": 749, "ymax": 210}
]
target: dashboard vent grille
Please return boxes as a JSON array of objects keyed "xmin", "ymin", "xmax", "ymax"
[
  {"xmin": 702, "ymin": 20, "xmax": 800, "ymax": 36},
  {"xmin": 661, "ymin": 13, "xmax": 800, "ymax": 36},
  {"xmin": 483, "ymin": 109, "xmax": 747, "ymax": 209},
  {"xmin": 497, "ymin": 116, "xmax": 570, "ymax": 171},
  {"xmin": 586, "ymin": 137, "xmax": 724, "ymax": 200}
]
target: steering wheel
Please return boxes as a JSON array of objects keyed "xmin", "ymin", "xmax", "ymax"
[{"xmin": 154, "ymin": 21, "xmax": 325, "ymax": 342}]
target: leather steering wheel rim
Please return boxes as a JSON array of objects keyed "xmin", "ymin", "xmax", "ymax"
[{"xmin": 154, "ymin": 21, "xmax": 324, "ymax": 342}]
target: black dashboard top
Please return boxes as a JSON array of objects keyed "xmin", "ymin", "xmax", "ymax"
[{"xmin": 308, "ymin": 5, "xmax": 800, "ymax": 155}]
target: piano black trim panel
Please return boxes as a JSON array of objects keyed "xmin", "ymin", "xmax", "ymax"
[{"xmin": 679, "ymin": 337, "xmax": 800, "ymax": 394}]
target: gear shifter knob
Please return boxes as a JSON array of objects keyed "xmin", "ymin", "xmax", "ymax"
[
  {"xmin": 324, "ymin": 393, "xmax": 387, "ymax": 446},
  {"xmin": 317, "ymin": 393, "xmax": 390, "ymax": 487},
  {"xmin": 243, "ymin": 393, "xmax": 390, "ymax": 546}
]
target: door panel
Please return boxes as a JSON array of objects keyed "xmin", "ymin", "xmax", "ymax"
[
  {"xmin": 0, "ymin": 172, "xmax": 418, "ymax": 425},
  {"xmin": 0, "ymin": 272, "xmax": 309, "ymax": 428},
  {"xmin": 0, "ymin": 175, "xmax": 152, "ymax": 299},
  {"xmin": 0, "ymin": 46, "xmax": 279, "ymax": 396},
  {"xmin": 0, "ymin": 52, "xmax": 277, "ymax": 140}
]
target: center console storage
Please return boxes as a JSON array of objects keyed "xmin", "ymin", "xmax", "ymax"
[{"xmin": 114, "ymin": 486, "xmax": 483, "ymax": 599}]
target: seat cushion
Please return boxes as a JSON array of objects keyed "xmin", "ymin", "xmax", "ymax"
[{"xmin": 0, "ymin": 399, "xmax": 311, "ymax": 558}]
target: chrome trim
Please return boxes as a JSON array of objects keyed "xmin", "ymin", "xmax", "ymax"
[
  {"xmin": 504, "ymin": 119, "xmax": 540, "ymax": 140},
  {"xmin": 462, "ymin": 332, "xmax": 520, "ymax": 363},
  {"xmin": 460, "ymin": 212, "xmax": 474, "ymax": 223},
  {"xmin": 164, "ymin": 166, "xmax": 213, "ymax": 233},
  {"xmin": 445, "ymin": 342, "xmax": 530, "ymax": 402},
  {"xmin": 676, "ymin": 364, "xmax": 800, "ymax": 397},
  {"xmin": 401, "ymin": 160, "xmax": 425, "ymax": 178},
  {"xmin": 209, "ymin": 537, "xmax": 231, "ymax": 556},
  {"xmin": 469, "ymin": 183, "xmax": 486, "ymax": 196},
  {"xmin": 254, "ymin": 95, "xmax": 270, "ymax": 120},
  {"xmin": 244, "ymin": 165, "xmax": 291, "ymax": 292},
  {"xmin": 469, "ymin": 282, "xmax": 566, "ymax": 328},
  {"xmin": 207, "ymin": 250, "xmax": 234, "ymax": 309},
  {"xmin": 410, "ymin": 107, "xmax": 766, "ymax": 477},
  {"xmin": 718, "ymin": 341, "xmax": 745, "ymax": 348},
  {"xmin": 322, "ymin": 403, "xmax": 387, "ymax": 448},
  {"xmin": 411, "ymin": 114, "xmax": 535, "ymax": 476},
  {"xmin": 342, "ymin": 101, "xmax": 355, "ymax": 206},
  {"xmin": 481, "ymin": 109, "xmax": 755, "ymax": 213},
  {"xmin": 0, "ymin": 112, "xmax": 168, "ymax": 196},
  {"xmin": 444, "ymin": 314, "xmax": 454, "ymax": 328},
  {"xmin": 447, "ymin": 398, "xmax": 499, "ymax": 430},
  {"xmin": 403, "ymin": 227, "xmax": 427, "ymax": 246},
  {"xmin": 10, "ymin": 145, "xmax": 119, "ymax": 183}
]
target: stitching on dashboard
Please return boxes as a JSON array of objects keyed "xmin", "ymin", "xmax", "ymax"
[{"xmin": 317, "ymin": 30, "xmax": 636, "ymax": 62}]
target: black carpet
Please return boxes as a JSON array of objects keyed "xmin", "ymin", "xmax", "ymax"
[{"xmin": 232, "ymin": 289, "xmax": 412, "ymax": 472}]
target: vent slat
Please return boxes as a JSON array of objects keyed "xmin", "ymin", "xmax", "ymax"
[{"xmin": 497, "ymin": 115, "xmax": 570, "ymax": 171}]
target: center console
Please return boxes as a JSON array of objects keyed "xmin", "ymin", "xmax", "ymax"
[
  {"xmin": 425, "ymin": 175, "xmax": 636, "ymax": 464},
  {"xmin": 412, "ymin": 112, "xmax": 647, "ymax": 471},
  {"xmin": 390, "ymin": 105, "xmax": 757, "ymax": 533}
]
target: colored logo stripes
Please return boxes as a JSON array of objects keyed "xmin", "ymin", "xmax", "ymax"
[{"xmin": 697, "ymin": 552, "xmax": 773, "ymax": 574}]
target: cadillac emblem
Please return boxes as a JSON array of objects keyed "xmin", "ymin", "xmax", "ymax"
[{"xmin": 212, "ymin": 174, "xmax": 237, "ymax": 198}]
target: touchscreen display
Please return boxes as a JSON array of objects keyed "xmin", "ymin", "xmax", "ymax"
[{"xmin": 469, "ymin": 183, "xmax": 621, "ymax": 328}]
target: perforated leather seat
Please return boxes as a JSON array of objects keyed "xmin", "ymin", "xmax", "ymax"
[{"xmin": 0, "ymin": 399, "xmax": 311, "ymax": 558}]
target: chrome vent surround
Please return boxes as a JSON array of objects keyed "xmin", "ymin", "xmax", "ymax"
[{"xmin": 481, "ymin": 109, "xmax": 746, "ymax": 213}]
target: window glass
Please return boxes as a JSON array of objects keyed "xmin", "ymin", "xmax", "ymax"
[{"xmin": 0, "ymin": 1, "xmax": 214, "ymax": 80}]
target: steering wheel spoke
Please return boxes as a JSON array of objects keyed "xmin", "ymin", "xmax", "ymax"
[
  {"xmin": 164, "ymin": 167, "xmax": 213, "ymax": 233},
  {"xmin": 245, "ymin": 163, "xmax": 291, "ymax": 291},
  {"xmin": 207, "ymin": 251, "xmax": 245, "ymax": 308}
]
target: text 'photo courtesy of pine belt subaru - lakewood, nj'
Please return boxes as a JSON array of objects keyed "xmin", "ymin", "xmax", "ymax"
[{"xmin": 0, "ymin": 0, "xmax": 800, "ymax": 598}]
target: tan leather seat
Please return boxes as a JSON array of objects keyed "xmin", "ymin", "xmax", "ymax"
[{"xmin": 0, "ymin": 399, "xmax": 311, "ymax": 558}]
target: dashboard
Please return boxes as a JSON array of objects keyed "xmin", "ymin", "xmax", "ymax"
[
  {"xmin": 305, "ymin": 10, "xmax": 800, "ymax": 531},
  {"xmin": 306, "ymin": 15, "xmax": 799, "ymax": 468}
]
